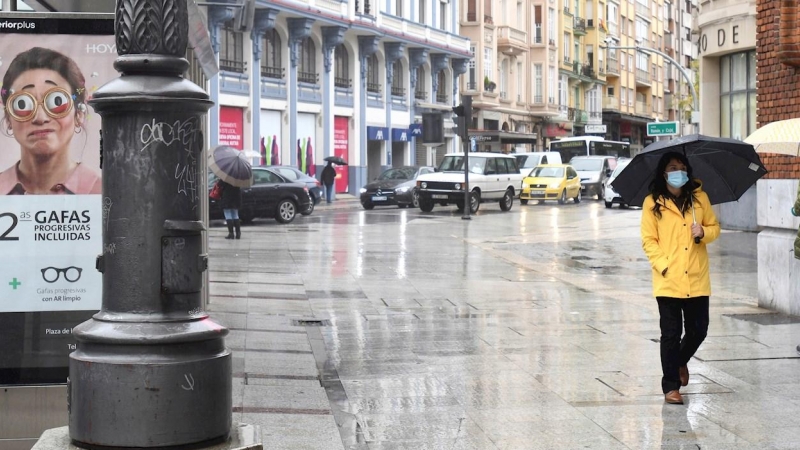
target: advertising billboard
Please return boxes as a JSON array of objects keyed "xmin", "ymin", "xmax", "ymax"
[
  {"xmin": 333, "ymin": 116, "xmax": 349, "ymax": 193},
  {"xmin": 0, "ymin": 13, "xmax": 115, "ymax": 385}
]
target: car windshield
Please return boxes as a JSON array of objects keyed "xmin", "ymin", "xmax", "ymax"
[
  {"xmin": 438, "ymin": 156, "xmax": 464, "ymax": 172},
  {"xmin": 378, "ymin": 167, "xmax": 417, "ymax": 180},
  {"xmin": 611, "ymin": 161, "xmax": 631, "ymax": 178},
  {"xmin": 531, "ymin": 167, "xmax": 564, "ymax": 178},
  {"xmin": 570, "ymin": 158, "xmax": 603, "ymax": 171}
]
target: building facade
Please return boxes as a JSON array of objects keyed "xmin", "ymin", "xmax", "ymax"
[
  {"xmin": 753, "ymin": 0, "xmax": 800, "ymax": 315},
  {"xmin": 205, "ymin": 0, "xmax": 471, "ymax": 194}
]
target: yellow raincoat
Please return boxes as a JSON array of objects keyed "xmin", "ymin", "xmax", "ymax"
[{"xmin": 641, "ymin": 184, "xmax": 720, "ymax": 298}]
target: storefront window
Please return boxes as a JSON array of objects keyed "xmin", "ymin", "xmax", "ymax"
[{"xmin": 720, "ymin": 50, "xmax": 755, "ymax": 140}]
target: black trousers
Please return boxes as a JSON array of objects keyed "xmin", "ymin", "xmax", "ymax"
[{"xmin": 657, "ymin": 296, "xmax": 709, "ymax": 394}]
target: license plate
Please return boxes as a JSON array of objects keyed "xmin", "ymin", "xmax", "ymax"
[
  {"xmin": 432, "ymin": 194, "xmax": 448, "ymax": 199},
  {"xmin": 372, "ymin": 196, "xmax": 387, "ymax": 201}
]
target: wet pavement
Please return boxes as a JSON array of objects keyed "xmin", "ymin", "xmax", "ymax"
[{"xmin": 207, "ymin": 199, "xmax": 800, "ymax": 449}]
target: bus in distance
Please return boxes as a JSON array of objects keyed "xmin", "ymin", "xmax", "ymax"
[{"xmin": 549, "ymin": 136, "xmax": 632, "ymax": 163}]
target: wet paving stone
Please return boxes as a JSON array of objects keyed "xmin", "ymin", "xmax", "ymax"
[{"xmin": 206, "ymin": 203, "xmax": 800, "ymax": 449}]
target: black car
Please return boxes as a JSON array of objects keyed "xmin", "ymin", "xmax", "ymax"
[
  {"xmin": 359, "ymin": 166, "xmax": 435, "ymax": 209},
  {"xmin": 209, "ymin": 167, "xmax": 312, "ymax": 224},
  {"xmin": 264, "ymin": 166, "xmax": 322, "ymax": 215}
]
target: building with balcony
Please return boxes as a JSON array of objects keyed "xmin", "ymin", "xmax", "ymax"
[
  {"xmin": 458, "ymin": 0, "xmax": 539, "ymax": 152},
  {"xmin": 205, "ymin": 0, "xmax": 470, "ymax": 194}
]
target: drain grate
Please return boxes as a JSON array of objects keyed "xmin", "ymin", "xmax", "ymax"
[
  {"xmin": 291, "ymin": 319, "xmax": 332, "ymax": 327},
  {"xmin": 723, "ymin": 313, "xmax": 800, "ymax": 325}
]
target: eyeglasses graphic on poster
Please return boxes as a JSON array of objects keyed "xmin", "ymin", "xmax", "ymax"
[{"xmin": 0, "ymin": 14, "xmax": 115, "ymax": 385}]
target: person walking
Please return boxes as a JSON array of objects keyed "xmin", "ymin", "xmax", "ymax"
[
  {"xmin": 321, "ymin": 161, "xmax": 336, "ymax": 204},
  {"xmin": 640, "ymin": 151, "xmax": 720, "ymax": 405},
  {"xmin": 219, "ymin": 179, "xmax": 242, "ymax": 239}
]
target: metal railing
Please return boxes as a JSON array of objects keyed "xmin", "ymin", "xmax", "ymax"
[
  {"xmin": 564, "ymin": 55, "xmax": 571, "ymax": 65},
  {"xmin": 636, "ymin": 100, "xmax": 650, "ymax": 115},
  {"xmin": 262, "ymin": 66, "xmax": 284, "ymax": 79},
  {"xmin": 573, "ymin": 17, "xmax": 586, "ymax": 33},
  {"xmin": 484, "ymin": 14, "xmax": 493, "ymax": 24},
  {"xmin": 367, "ymin": 82, "xmax": 382, "ymax": 93},
  {"xmin": 533, "ymin": 24, "xmax": 542, "ymax": 44},
  {"xmin": 415, "ymin": 90, "xmax": 427, "ymax": 100},
  {"xmin": 534, "ymin": 94, "xmax": 543, "ymax": 103},
  {"xmin": 220, "ymin": 59, "xmax": 245, "ymax": 73},
  {"xmin": 635, "ymin": 1, "xmax": 650, "ymax": 18},
  {"xmin": 334, "ymin": 77, "xmax": 351, "ymax": 88},
  {"xmin": 467, "ymin": 12, "xmax": 477, "ymax": 21},
  {"xmin": 606, "ymin": 58, "xmax": 619, "ymax": 74},
  {"xmin": 635, "ymin": 69, "xmax": 650, "ymax": 84},
  {"xmin": 563, "ymin": 6, "xmax": 571, "ymax": 15},
  {"xmin": 298, "ymin": 71, "xmax": 319, "ymax": 84},
  {"xmin": 391, "ymin": 86, "xmax": 405, "ymax": 97},
  {"xmin": 436, "ymin": 92, "xmax": 448, "ymax": 103},
  {"xmin": 581, "ymin": 65, "xmax": 595, "ymax": 78},
  {"xmin": 466, "ymin": 81, "xmax": 477, "ymax": 90}
]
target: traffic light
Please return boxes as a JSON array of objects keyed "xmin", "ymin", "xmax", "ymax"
[{"xmin": 452, "ymin": 94, "xmax": 472, "ymax": 140}]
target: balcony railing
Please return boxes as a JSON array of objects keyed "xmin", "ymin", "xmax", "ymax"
[
  {"xmin": 635, "ymin": 2, "xmax": 650, "ymax": 18},
  {"xmin": 636, "ymin": 100, "xmax": 650, "ymax": 115},
  {"xmin": 635, "ymin": 68, "xmax": 651, "ymax": 84},
  {"xmin": 484, "ymin": 14, "xmax": 493, "ymax": 24},
  {"xmin": 262, "ymin": 66, "xmax": 284, "ymax": 79},
  {"xmin": 581, "ymin": 65, "xmax": 596, "ymax": 78},
  {"xmin": 533, "ymin": 24, "xmax": 543, "ymax": 44},
  {"xmin": 391, "ymin": 86, "xmax": 406, "ymax": 97},
  {"xmin": 534, "ymin": 94, "xmax": 543, "ymax": 103},
  {"xmin": 563, "ymin": 6, "xmax": 571, "ymax": 16},
  {"xmin": 220, "ymin": 59, "xmax": 245, "ymax": 73},
  {"xmin": 367, "ymin": 82, "xmax": 381, "ymax": 94},
  {"xmin": 500, "ymin": 91, "xmax": 508, "ymax": 100},
  {"xmin": 603, "ymin": 96, "xmax": 619, "ymax": 110},
  {"xmin": 598, "ymin": 64, "xmax": 605, "ymax": 76},
  {"xmin": 498, "ymin": 25, "xmax": 527, "ymax": 48},
  {"xmin": 573, "ymin": 17, "xmax": 586, "ymax": 34},
  {"xmin": 466, "ymin": 81, "xmax": 477, "ymax": 90},
  {"xmin": 415, "ymin": 90, "xmax": 427, "ymax": 100},
  {"xmin": 334, "ymin": 77, "xmax": 351, "ymax": 88},
  {"xmin": 298, "ymin": 71, "xmax": 319, "ymax": 84},
  {"xmin": 608, "ymin": 21, "xmax": 618, "ymax": 37},
  {"xmin": 564, "ymin": 56, "xmax": 571, "ymax": 65},
  {"xmin": 436, "ymin": 91, "xmax": 448, "ymax": 103},
  {"xmin": 467, "ymin": 11, "xmax": 477, "ymax": 21},
  {"xmin": 606, "ymin": 58, "xmax": 619, "ymax": 74},
  {"xmin": 548, "ymin": 96, "xmax": 556, "ymax": 104}
]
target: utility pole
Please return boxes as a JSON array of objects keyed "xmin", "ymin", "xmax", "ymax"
[{"xmin": 69, "ymin": 0, "xmax": 231, "ymax": 447}]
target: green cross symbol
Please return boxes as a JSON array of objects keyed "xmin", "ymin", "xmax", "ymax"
[{"xmin": 9, "ymin": 278, "xmax": 21, "ymax": 290}]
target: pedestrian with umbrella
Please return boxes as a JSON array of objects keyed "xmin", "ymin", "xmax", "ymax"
[
  {"xmin": 209, "ymin": 145, "xmax": 252, "ymax": 239},
  {"xmin": 321, "ymin": 156, "xmax": 347, "ymax": 204},
  {"xmin": 612, "ymin": 134, "xmax": 767, "ymax": 405}
]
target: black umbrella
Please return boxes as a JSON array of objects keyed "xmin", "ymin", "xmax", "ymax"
[
  {"xmin": 324, "ymin": 155, "xmax": 348, "ymax": 166},
  {"xmin": 208, "ymin": 145, "xmax": 253, "ymax": 188},
  {"xmin": 611, "ymin": 134, "xmax": 767, "ymax": 208}
]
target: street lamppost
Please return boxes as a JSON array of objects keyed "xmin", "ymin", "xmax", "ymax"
[{"xmin": 601, "ymin": 37, "xmax": 700, "ymax": 127}]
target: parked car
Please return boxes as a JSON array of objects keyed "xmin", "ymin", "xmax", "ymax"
[
  {"xmin": 265, "ymin": 165, "xmax": 321, "ymax": 215},
  {"xmin": 604, "ymin": 158, "xmax": 633, "ymax": 208},
  {"xmin": 209, "ymin": 167, "xmax": 312, "ymax": 224},
  {"xmin": 359, "ymin": 166, "xmax": 435, "ymax": 209},
  {"xmin": 569, "ymin": 155, "xmax": 618, "ymax": 199},
  {"xmin": 520, "ymin": 164, "xmax": 582, "ymax": 204},
  {"xmin": 415, "ymin": 153, "xmax": 523, "ymax": 213}
]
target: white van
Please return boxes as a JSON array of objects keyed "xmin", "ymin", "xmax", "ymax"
[{"xmin": 514, "ymin": 152, "xmax": 563, "ymax": 176}]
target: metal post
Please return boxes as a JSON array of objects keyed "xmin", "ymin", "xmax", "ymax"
[
  {"xmin": 460, "ymin": 94, "xmax": 472, "ymax": 220},
  {"xmin": 69, "ymin": 0, "xmax": 231, "ymax": 447}
]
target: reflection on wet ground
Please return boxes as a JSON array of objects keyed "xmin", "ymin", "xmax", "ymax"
[{"xmin": 209, "ymin": 200, "xmax": 799, "ymax": 449}]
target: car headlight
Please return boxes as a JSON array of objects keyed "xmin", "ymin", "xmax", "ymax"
[
  {"xmin": 420, "ymin": 182, "xmax": 427, "ymax": 189},
  {"xmin": 522, "ymin": 182, "xmax": 529, "ymax": 189},
  {"xmin": 359, "ymin": 188, "xmax": 367, "ymax": 193},
  {"xmin": 454, "ymin": 183, "xmax": 461, "ymax": 190},
  {"xmin": 396, "ymin": 186, "xmax": 410, "ymax": 193},
  {"xmin": 550, "ymin": 182, "xmax": 562, "ymax": 189}
]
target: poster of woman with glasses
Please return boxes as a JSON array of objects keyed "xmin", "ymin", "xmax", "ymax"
[{"xmin": 0, "ymin": 16, "xmax": 116, "ymax": 385}]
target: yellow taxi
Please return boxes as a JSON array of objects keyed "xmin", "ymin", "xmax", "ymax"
[{"xmin": 520, "ymin": 164, "xmax": 582, "ymax": 205}]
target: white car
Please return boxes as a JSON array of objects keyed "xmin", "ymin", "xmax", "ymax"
[
  {"xmin": 604, "ymin": 158, "xmax": 632, "ymax": 208},
  {"xmin": 416, "ymin": 153, "xmax": 523, "ymax": 213}
]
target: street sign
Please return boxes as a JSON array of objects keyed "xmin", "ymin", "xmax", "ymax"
[
  {"xmin": 585, "ymin": 124, "xmax": 607, "ymax": 133},
  {"xmin": 647, "ymin": 121, "xmax": 679, "ymax": 136}
]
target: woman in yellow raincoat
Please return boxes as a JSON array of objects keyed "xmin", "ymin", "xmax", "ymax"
[{"xmin": 641, "ymin": 151, "xmax": 720, "ymax": 405}]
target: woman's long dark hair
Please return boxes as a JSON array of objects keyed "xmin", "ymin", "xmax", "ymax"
[{"xmin": 649, "ymin": 151, "xmax": 698, "ymax": 219}]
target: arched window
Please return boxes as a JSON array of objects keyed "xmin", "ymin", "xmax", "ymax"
[
  {"xmin": 261, "ymin": 29, "xmax": 282, "ymax": 79},
  {"xmin": 367, "ymin": 54, "xmax": 380, "ymax": 93},
  {"xmin": 220, "ymin": 23, "xmax": 244, "ymax": 73},
  {"xmin": 436, "ymin": 71, "xmax": 447, "ymax": 103},
  {"xmin": 298, "ymin": 37, "xmax": 317, "ymax": 84},
  {"xmin": 391, "ymin": 60, "xmax": 404, "ymax": 97},
  {"xmin": 334, "ymin": 44, "xmax": 349, "ymax": 88}
]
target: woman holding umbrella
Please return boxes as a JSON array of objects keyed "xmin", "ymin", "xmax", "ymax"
[
  {"xmin": 640, "ymin": 151, "xmax": 720, "ymax": 405},
  {"xmin": 209, "ymin": 145, "xmax": 252, "ymax": 240}
]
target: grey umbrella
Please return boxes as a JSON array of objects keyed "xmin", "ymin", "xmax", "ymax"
[{"xmin": 209, "ymin": 145, "xmax": 253, "ymax": 188}]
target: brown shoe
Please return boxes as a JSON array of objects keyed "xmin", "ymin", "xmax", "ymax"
[
  {"xmin": 665, "ymin": 390, "xmax": 684, "ymax": 404},
  {"xmin": 679, "ymin": 365, "xmax": 689, "ymax": 387}
]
